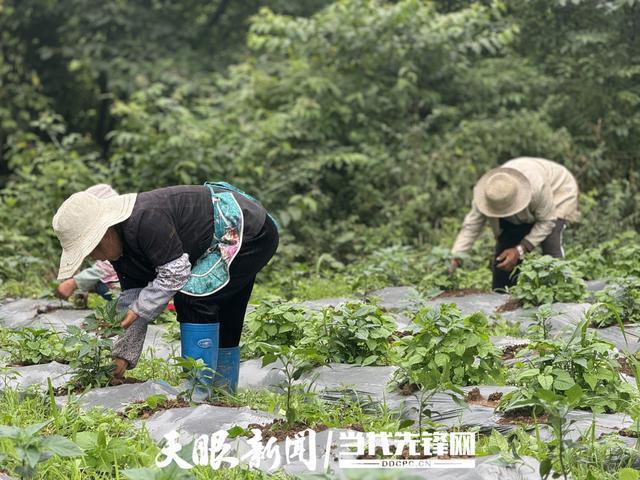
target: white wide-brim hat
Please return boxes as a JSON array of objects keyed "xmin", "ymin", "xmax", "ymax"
[
  {"xmin": 473, "ymin": 167, "xmax": 532, "ymax": 218},
  {"xmin": 52, "ymin": 191, "xmax": 137, "ymax": 279},
  {"xmin": 85, "ymin": 183, "xmax": 118, "ymax": 199}
]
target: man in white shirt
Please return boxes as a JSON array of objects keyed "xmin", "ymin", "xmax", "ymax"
[{"xmin": 449, "ymin": 157, "xmax": 580, "ymax": 291}]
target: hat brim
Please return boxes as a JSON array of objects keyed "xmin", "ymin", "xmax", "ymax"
[
  {"xmin": 474, "ymin": 167, "xmax": 532, "ymax": 218},
  {"xmin": 56, "ymin": 193, "xmax": 137, "ymax": 279}
]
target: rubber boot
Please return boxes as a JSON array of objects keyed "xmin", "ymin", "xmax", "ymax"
[
  {"xmin": 180, "ymin": 323, "xmax": 219, "ymax": 402},
  {"xmin": 213, "ymin": 346, "xmax": 240, "ymax": 394}
]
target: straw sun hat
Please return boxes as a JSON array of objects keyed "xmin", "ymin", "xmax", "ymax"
[
  {"xmin": 52, "ymin": 187, "xmax": 137, "ymax": 279},
  {"xmin": 473, "ymin": 167, "xmax": 532, "ymax": 218}
]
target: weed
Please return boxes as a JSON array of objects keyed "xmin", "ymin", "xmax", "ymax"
[{"xmin": 0, "ymin": 420, "xmax": 83, "ymax": 479}]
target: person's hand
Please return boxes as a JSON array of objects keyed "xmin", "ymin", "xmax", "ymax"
[
  {"xmin": 448, "ymin": 258, "xmax": 462, "ymax": 275},
  {"xmin": 109, "ymin": 357, "xmax": 129, "ymax": 386},
  {"xmin": 54, "ymin": 278, "xmax": 78, "ymax": 300},
  {"xmin": 496, "ymin": 247, "xmax": 520, "ymax": 272},
  {"xmin": 121, "ymin": 309, "xmax": 139, "ymax": 329}
]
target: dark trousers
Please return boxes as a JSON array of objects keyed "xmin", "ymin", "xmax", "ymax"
[
  {"xmin": 173, "ymin": 216, "xmax": 279, "ymax": 348},
  {"xmin": 492, "ymin": 219, "xmax": 566, "ymax": 291}
]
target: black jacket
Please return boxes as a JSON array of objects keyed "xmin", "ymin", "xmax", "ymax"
[{"xmin": 111, "ymin": 185, "xmax": 266, "ymax": 289}]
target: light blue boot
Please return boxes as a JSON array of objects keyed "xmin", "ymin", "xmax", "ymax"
[
  {"xmin": 213, "ymin": 346, "xmax": 240, "ymax": 394},
  {"xmin": 180, "ymin": 323, "xmax": 219, "ymax": 401}
]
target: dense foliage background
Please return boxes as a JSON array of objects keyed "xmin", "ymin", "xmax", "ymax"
[{"xmin": 1, "ymin": 0, "xmax": 639, "ymax": 288}]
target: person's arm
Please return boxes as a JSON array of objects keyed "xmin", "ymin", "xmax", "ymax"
[
  {"xmin": 124, "ymin": 253, "xmax": 191, "ymax": 325},
  {"xmin": 55, "ymin": 263, "xmax": 106, "ymax": 299},
  {"xmin": 520, "ymin": 184, "xmax": 557, "ymax": 252},
  {"xmin": 123, "ymin": 209, "xmax": 190, "ymax": 323},
  {"xmin": 112, "ymin": 254, "xmax": 190, "ymax": 369},
  {"xmin": 111, "ymin": 288, "xmax": 146, "ymax": 370},
  {"xmin": 451, "ymin": 202, "xmax": 487, "ymax": 257},
  {"xmin": 113, "ymin": 210, "xmax": 192, "ymax": 369},
  {"xmin": 74, "ymin": 264, "xmax": 105, "ymax": 292}
]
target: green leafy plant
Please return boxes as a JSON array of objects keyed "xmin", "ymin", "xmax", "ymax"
[
  {"xmin": 124, "ymin": 394, "xmax": 169, "ymax": 420},
  {"xmin": 0, "ymin": 366, "xmax": 20, "ymax": 390},
  {"xmin": 127, "ymin": 347, "xmax": 181, "ymax": 385},
  {"xmin": 173, "ymin": 356, "xmax": 214, "ymax": 402},
  {"xmin": 243, "ymin": 301, "xmax": 314, "ymax": 358},
  {"xmin": 587, "ymin": 277, "xmax": 640, "ymax": 328},
  {"xmin": 527, "ymin": 304, "xmax": 555, "ymax": 341},
  {"xmin": 82, "ymin": 299, "xmax": 125, "ymax": 337},
  {"xmin": 392, "ymin": 303, "xmax": 504, "ymax": 387},
  {"xmin": 347, "ymin": 246, "xmax": 424, "ymax": 293},
  {"xmin": 261, "ymin": 344, "xmax": 322, "ymax": 428},
  {"xmin": 417, "ymin": 247, "xmax": 468, "ymax": 292},
  {"xmin": 122, "ymin": 465, "xmax": 196, "ymax": 480},
  {"xmin": 399, "ymin": 361, "xmax": 464, "ymax": 437},
  {"xmin": 532, "ymin": 393, "xmax": 581, "ymax": 480},
  {"xmin": 510, "ymin": 255, "xmax": 587, "ymax": 306},
  {"xmin": 0, "ymin": 420, "xmax": 83, "ymax": 479},
  {"xmin": 63, "ymin": 326, "xmax": 116, "ymax": 389},
  {"xmin": 499, "ymin": 320, "xmax": 637, "ymax": 414},
  {"xmin": 74, "ymin": 430, "xmax": 133, "ymax": 474},
  {"xmin": 570, "ymin": 247, "xmax": 609, "ymax": 281},
  {"xmin": 307, "ymin": 301, "xmax": 397, "ymax": 366},
  {"xmin": 2, "ymin": 327, "xmax": 70, "ymax": 366},
  {"xmin": 161, "ymin": 321, "xmax": 180, "ymax": 343},
  {"xmin": 606, "ymin": 242, "xmax": 640, "ymax": 278}
]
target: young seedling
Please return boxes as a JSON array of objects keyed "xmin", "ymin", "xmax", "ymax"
[
  {"xmin": 0, "ymin": 420, "xmax": 83, "ymax": 479},
  {"xmin": 82, "ymin": 298, "xmax": 125, "ymax": 337},
  {"xmin": 243, "ymin": 301, "xmax": 314, "ymax": 357},
  {"xmin": 0, "ymin": 365, "xmax": 20, "ymax": 390},
  {"xmin": 125, "ymin": 394, "xmax": 169, "ymax": 419},
  {"xmin": 260, "ymin": 343, "xmax": 321, "ymax": 428},
  {"xmin": 499, "ymin": 320, "xmax": 636, "ymax": 414},
  {"xmin": 392, "ymin": 304, "xmax": 504, "ymax": 387},
  {"xmin": 173, "ymin": 356, "xmax": 215, "ymax": 403},
  {"xmin": 527, "ymin": 304, "xmax": 555, "ymax": 341},
  {"xmin": 64, "ymin": 325, "xmax": 116, "ymax": 389},
  {"xmin": 398, "ymin": 361, "xmax": 464, "ymax": 437},
  {"xmin": 511, "ymin": 392, "xmax": 581, "ymax": 480}
]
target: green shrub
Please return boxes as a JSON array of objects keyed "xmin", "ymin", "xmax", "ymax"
[
  {"xmin": 0, "ymin": 328, "xmax": 71, "ymax": 366},
  {"xmin": 306, "ymin": 301, "xmax": 397, "ymax": 366},
  {"xmin": 499, "ymin": 321, "xmax": 637, "ymax": 414},
  {"xmin": 242, "ymin": 301, "xmax": 315, "ymax": 358},
  {"xmin": 587, "ymin": 277, "xmax": 640, "ymax": 328},
  {"xmin": 392, "ymin": 303, "xmax": 504, "ymax": 387},
  {"xmin": 510, "ymin": 255, "xmax": 587, "ymax": 306},
  {"xmin": 607, "ymin": 243, "xmax": 640, "ymax": 278}
]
